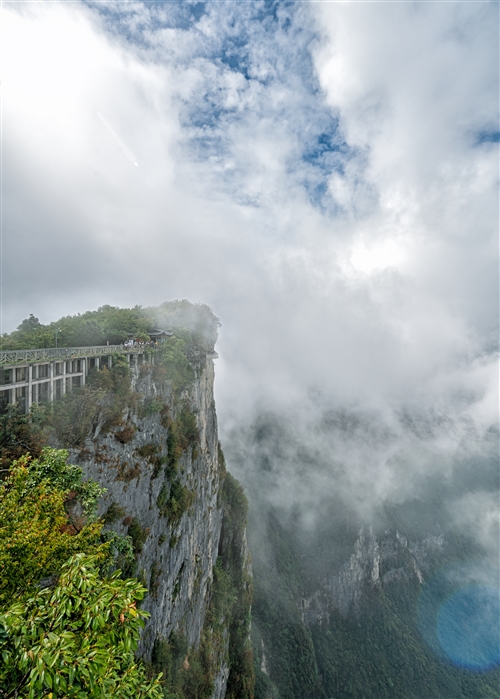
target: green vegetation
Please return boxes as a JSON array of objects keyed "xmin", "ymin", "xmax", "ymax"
[
  {"xmin": 151, "ymin": 630, "xmax": 215, "ymax": 699},
  {"xmin": 136, "ymin": 443, "xmax": 162, "ymax": 458},
  {"xmin": 161, "ymin": 402, "xmax": 199, "ymax": 476},
  {"xmin": 150, "ymin": 560, "xmax": 162, "ymax": 599},
  {"xmin": 126, "ymin": 517, "xmax": 151, "ymax": 555},
  {"xmin": 154, "ymin": 301, "xmax": 220, "ymax": 350},
  {"xmin": 135, "ymin": 443, "xmax": 166, "ymax": 478},
  {"xmin": 1, "ymin": 306, "xmax": 151, "ymax": 350},
  {"xmin": 217, "ymin": 441, "xmax": 227, "ymax": 475},
  {"xmin": 157, "ymin": 481, "xmax": 196, "ymax": 524},
  {"xmin": 0, "ymin": 554, "xmax": 162, "ymax": 699},
  {"xmin": 0, "ymin": 449, "xmax": 105, "ymax": 608},
  {"xmin": 154, "ymin": 401, "xmax": 200, "ymax": 524},
  {"xmin": 0, "ymin": 365, "xmax": 129, "ymax": 456},
  {"xmin": 0, "ymin": 449, "xmax": 162, "ymax": 698},
  {"xmin": 1, "ymin": 300, "xmax": 220, "ymax": 351},
  {"xmin": 0, "ymin": 301, "xmax": 260, "ymax": 699}
]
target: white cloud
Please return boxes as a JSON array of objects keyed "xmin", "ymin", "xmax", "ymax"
[
  {"xmin": 2, "ymin": 1, "xmax": 498, "ymax": 531},
  {"xmin": 449, "ymin": 491, "xmax": 500, "ymax": 558}
]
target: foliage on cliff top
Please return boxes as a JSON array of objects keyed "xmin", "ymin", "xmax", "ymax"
[
  {"xmin": 1, "ymin": 306, "xmax": 150, "ymax": 350},
  {"xmin": 1, "ymin": 300, "xmax": 219, "ymax": 350}
]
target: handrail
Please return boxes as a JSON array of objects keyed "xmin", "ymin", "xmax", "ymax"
[{"xmin": 0, "ymin": 345, "xmax": 157, "ymax": 366}]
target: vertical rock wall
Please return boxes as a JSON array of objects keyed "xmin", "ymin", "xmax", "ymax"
[{"xmin": 70, "ymin": 349, "xmax": 242, "ymax": 697}]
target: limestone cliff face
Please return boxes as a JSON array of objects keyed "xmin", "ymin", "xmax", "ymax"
[
  {"xmin": 300, "ymin": 526, "xmax": 444, "ymax": 624},
  {"xmin": 70, "ymin": 343, "xmax": 251, "ymax": 697}
]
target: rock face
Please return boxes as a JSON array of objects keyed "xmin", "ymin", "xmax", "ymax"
[
  {"xmin": 299, "ymin": 526, "xmax": 444, "ymax": 625},
  {"xmin": 70, "ymin": 337, "xmax": 251, "ymax": 697}
]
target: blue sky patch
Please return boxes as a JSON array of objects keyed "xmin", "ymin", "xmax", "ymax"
[{"xmin": 475, "ymin": 130, "xmax": 500, "ymax": 145}]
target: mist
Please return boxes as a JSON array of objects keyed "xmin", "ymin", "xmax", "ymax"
[{"xmin": 2, "ymin": 0, "xmax": 498, "ymax": 559}]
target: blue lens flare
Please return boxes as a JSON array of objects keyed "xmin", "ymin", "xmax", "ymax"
[
  {"xmin": 418, "ymin": 562, "xmax": 500, "ymax": 672},
  {"xmin": 437, "ymin": 585, "xmax": 500, "ymax": 671}
]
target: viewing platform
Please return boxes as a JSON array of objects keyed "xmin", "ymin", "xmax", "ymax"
[{"xmin": 0, "ymin": 343, "xmax": 157, "ymax": 414}]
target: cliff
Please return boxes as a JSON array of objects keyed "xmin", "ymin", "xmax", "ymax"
[
  {"xmin": 250, "ymin": 503, "xmax": 500, "ymax": 699},
  {"xmin": 299, "ymin": 525, "xmax": 445, "ymax": 624},
  {"xmin": 64, "ymin": 325, "xmax": 253, "ymax": 698}
]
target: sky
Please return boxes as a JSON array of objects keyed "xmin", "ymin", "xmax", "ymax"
[{"xmin": 2, "ymin": 1, "xmax": 499, "ymax": 546}]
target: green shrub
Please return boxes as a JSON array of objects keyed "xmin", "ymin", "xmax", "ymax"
[
  {"xmin": 103, "ymin": 501, "xmax": 127, "ymax": 524},
  {"xmin": 177, "ymin": 403, "xmax": 199, "ymax": 447},
  {"xmin": 127, "ymin": 518, "xmax": 150, "ymax": 555},
  {"xmin": 134, "ymin": 444, "xmax": 165, "ymax": 479},
  {"xmin": 0, "ymin": 449, "xmax": 162, "ymax": 697},
  {"xmin": 1, "ymin": 305, "xmax": 152, "ymax": 350},
  {"xmin": 157, "ymin": 481, "xmax": 195, "ymax": 524},
  {"xmin": 115, "ymin": 461, "xmax": 142, "ymax": 483},
  {"xmin": 160, "ymin": 403, "xmax": 199, "ymax": 482},
  {"xmin": 139, "ymin": 400, "xmax": 164, "ymax": 418},
  {"xmin": 0, "ymin": 450, "xmax": 105, "ymax": 607},
  {"xmin": 150, "ymin": 470, "xmax": 254, "ymax": 699}
]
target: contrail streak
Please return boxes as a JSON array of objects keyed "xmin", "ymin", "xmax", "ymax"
[{"xmin": 97, "ymin": 111, "xmax": 139, "ymax": 167}]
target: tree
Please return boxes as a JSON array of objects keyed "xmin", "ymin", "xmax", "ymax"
[
  {"xmin": 16, "ymin": 314, "xmax": 41, "ymax": 334},
  {"xmin": 0, "ymin": 554, "xmax": 163, "ymax": 699}
]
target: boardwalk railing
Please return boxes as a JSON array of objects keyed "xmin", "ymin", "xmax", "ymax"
[{"xmin": 0, "ymin": 345, "xmax": 154, "ymax": 366}]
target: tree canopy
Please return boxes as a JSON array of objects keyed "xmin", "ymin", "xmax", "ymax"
[{"xmin": 1, "ymin": 301, "xmax": 220, "ymax": 350}]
